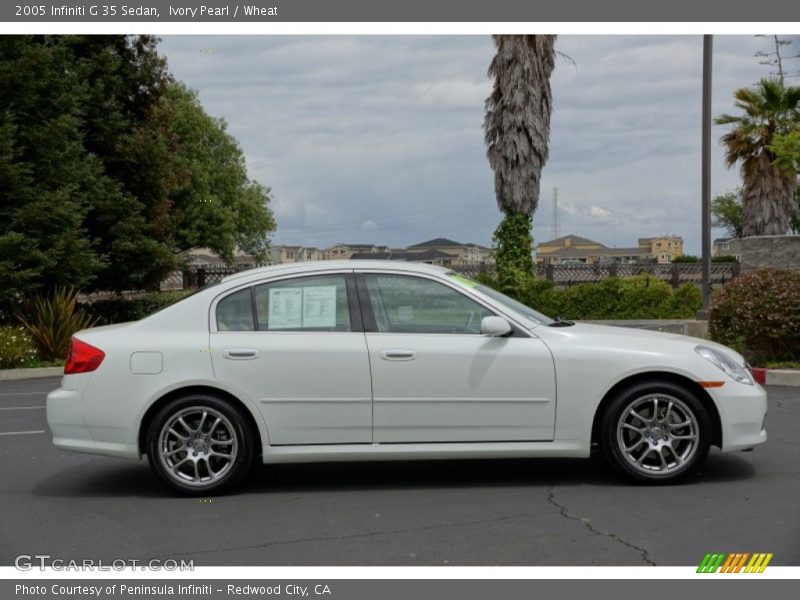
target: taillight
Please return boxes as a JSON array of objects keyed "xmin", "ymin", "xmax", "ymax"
[{"xmin": 64, "ymin": 338, "xmax": 105, "ymax": 374}]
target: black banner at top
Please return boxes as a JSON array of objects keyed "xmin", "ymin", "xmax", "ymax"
[{"xmin": 3, "ymin": 0, "xmax": 800, "ymax": 23}]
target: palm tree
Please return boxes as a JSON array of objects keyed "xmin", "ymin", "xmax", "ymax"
[
  {"xmin": 716, "ymin": 78, "xmax": 800, "ymax": 236},
  {"xmin": 484, "ymin": 35, "xmax": 556, "ymax": 275}
]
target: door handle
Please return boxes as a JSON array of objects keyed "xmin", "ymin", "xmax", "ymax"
[
  {"xmin": 380, "ymin": 349, "xmax": 416, "ymax": 361},
  {"xmin": 223, "ymin": 348, "xmax": 259, "ymax": 360}
]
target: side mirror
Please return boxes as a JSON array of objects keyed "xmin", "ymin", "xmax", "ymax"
[{"xmin": 481, "ymin": 316, "xmax": 512, "ymax": 337}]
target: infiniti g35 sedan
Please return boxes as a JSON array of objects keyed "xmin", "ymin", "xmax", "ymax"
[{"xmin": 47, "ymin": 261, "xmax": 767, "ymax": 494}]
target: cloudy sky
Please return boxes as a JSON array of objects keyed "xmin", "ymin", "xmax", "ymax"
[{"xmin": 159, "ymin": 35, "xmax": 799, "ymax": 254}]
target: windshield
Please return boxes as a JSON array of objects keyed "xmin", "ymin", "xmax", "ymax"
[{"xmin": 446, "ymin": 272, "xmax": 554, "ymax": 326}]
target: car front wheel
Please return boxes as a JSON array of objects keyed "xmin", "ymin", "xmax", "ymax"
[
  {"xmin": 146, "ymin": 395, "xmax": 255, "ymax": 495},
  {"xmin": 600, "ymin": 381, "xmax": 711, "ymax": 484}
]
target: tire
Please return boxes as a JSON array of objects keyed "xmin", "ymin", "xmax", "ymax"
[
  {"xmin": 599, "ymin": 380, "xmax": 711, "ymax": 484},
  {"xmin": 146, "ymin": 394, "xmax": 255, "ymax": 496}
]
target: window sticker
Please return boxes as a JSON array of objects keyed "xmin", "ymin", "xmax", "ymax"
[
  {"xmin": 268, "ymin": 287, "xmax": 302, "ymax": 329},
  {"xmin": 302, "ymin": 286, "xmax": 337, "ymax": 328}
]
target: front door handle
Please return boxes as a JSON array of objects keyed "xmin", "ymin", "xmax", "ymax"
[
  {"xmin": 380, "ymin": 349, "xmax": 416, "ymax": 361},
  {"xmin": 223, "ymin": 348, "xmax": 259, "ymax": 360}
]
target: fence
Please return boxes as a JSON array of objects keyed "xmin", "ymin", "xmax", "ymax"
[
  {"xmin": 169, "ymin": 262, "xmax": 741, "ymax": 291},
  {"xmin": 451, "ymin": 262, "xmax": 740, "ymax": 289}
]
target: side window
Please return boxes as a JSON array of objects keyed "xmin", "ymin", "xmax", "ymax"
[
  {"xmin": 363, "ymin": 274, "xmax": 492, "ymax": 334},
  {"xmin": 254, "ymin": 275, "xmax": 351, "ymax": 332},
  {"xmin": 216, "ymin": 288, "xmax": 255, "ymax": 332}
]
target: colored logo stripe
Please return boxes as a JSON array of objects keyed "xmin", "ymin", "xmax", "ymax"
[{"xmin": 697, "ymin": 553, "xmax": 773, "ymax": 573}]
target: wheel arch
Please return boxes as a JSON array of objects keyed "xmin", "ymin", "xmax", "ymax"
[
  {"xmin": 138, "ymin": 385, "xmax": 264, "ymax": 457},
  {"xmin": 590, "ymin": 371, "xmax": 723, "ymax": 448}
]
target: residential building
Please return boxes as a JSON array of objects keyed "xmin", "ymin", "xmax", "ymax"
[
  {"xmin": 536, "ymin": 233, "xmax": 685, "ymax": 265},
  {"xmin": 350, "ymin": 249, "xmax": 455, "ymax": 266},
  {"xmin": 713, "ymin": 237, "xmax": 743, "ymax": 260},
  {"xmin": 322, "ymin": 243, "xmax": 388, "ymax": 260},
  {"xmin": 185, "ymin": 248, "xmax": 257, "ymax": 269},
  {"xmin": 405, "ymin": 238, "xmax": 493, "ymax": 266},
  {"xmin": 536, "ymin": 235, "xmax": 606, "ymax": 264},
  {"xmin": 637, "ymin": 235, "xmax": 684, "ymax": 263},
  {"xmin": 271, "ymin": 245, "xmax": 324, "ymax": 263},
  {"xmin": 540, "ymin": 246, "xmax": 650, "ymax": 265}
]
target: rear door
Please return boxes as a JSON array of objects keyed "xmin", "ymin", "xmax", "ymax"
[{"xmin": 210, "ymin": 271, "xmax": 373, "ymax": 445}]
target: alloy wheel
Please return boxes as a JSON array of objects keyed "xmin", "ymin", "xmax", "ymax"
[
  {"xmin": 616, "ymin": 393, "xmax": 699, "ymax": 476},
  {"xmin": 157, "ymin": 406, "xmax": 239, "ymax": 487}
]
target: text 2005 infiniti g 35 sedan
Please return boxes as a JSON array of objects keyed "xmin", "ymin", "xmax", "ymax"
[{"xmin": 47, "ymin": 261, "xmax": 767, "ymax": 494}]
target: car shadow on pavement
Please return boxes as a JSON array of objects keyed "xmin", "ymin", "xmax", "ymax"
[{"xmin": 30, "ymin": 449, "xmax": 756, "ymax": 499}]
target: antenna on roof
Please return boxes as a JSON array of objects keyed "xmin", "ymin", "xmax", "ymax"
[{"xmin": 551, "ymin": 187, "xmax": 561, "ymax": 239}]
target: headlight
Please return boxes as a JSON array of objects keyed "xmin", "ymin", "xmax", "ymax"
[{"xmin": 695, "ymin": 345, "xmax": 753, "ymax": 385}]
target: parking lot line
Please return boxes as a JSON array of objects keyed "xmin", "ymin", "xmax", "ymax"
[
  {"xmin": 0, "ymin": 430, "xmax": 45, "ymax": 436},
  {"xmin": 0, "ymin": 406, "xmax": 46, "ymax": 411},
  {"xmin": 0, "ymin": 392, "xmax": 49, "ymax": 397}
]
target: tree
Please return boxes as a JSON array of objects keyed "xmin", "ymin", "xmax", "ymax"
[
  {"xmin": 755, "ymin": 34, "xmax": 800, "ymax": 86},
  {"xmin": 484, "ymin": 35, "xmax": 556, "ymax": 277},
  {"xmin": 0, "ymin": 36, "xmax": 106, "ymax": 304},
  {"xmin": 711, "ymin": 189, "xmax": 745, "ymax": 238},
  {"xmin": 715, "ymin": 78, "xmax": 800, "ymax": 236},
  {"xmin": 167, "ymin": 83, "xmax": 275, "ymax": 264},
  {"xmin": 0, "ymin": 35, "xmax": 276, "ymax": 312}
]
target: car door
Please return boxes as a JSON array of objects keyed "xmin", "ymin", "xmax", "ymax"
[
  {"xmin": 210, "ymin": 271, "xmax": 373, "ymax": 445},
  {"xmin": 357, "ymin": 272, "xmax": 556, "ymax": 443}
]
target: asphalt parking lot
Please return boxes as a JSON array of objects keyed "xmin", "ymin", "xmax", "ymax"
[{"xmin": 0, "ymin": 376, "xmax": 797, "ymax": 566}]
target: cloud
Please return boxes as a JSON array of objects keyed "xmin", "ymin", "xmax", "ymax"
[
  {"xmin": 157, "ymin": 34, "xmax": 798, "ymax": 253},
  {"xmin": 589, "ymin": 206, "xmax": 612, "ymax": 219},
  {"xmin": 361, "ymin": 220, "xmax": 379, "ymax": 231}
]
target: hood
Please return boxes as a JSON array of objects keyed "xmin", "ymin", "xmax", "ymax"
[{"xmin": 536, "ymin": 322, "xmax": 746, "ymax": 365}]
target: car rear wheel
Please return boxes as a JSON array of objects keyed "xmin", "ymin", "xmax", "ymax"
[
  {"xmin": 600, "ymin": 381, "xmax": 711, "ymax": 484},
  {"xmin": 146, "ymin": 395, "xmax": 255, "ymax": 495}
]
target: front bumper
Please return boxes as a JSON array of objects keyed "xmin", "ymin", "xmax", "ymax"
[{"xmin": 712, "ymin": 381, "xmax": 768, "ymax": 452}]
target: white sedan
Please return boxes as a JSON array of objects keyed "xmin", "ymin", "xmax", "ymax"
[{"xmin": 47, "ymin": 261, "xmax": 767, "ymax": 494}]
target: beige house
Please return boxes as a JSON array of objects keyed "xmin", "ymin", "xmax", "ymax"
[
  {"xmin": 536, "ymin": 235, "xmax": 606, "ymax": 264},
  {"xmin": 713, "ymin": 237, "xmax": 743, "ymax": 260},
  {"xmin": 540, "ymin": 246, "xmax": 650, "ymax": 265},
  {"xmin": 405, "ymin": 238, "xmax": 493, "ymax": 266},
  {"xmin": 270, "ymin": 245, "xmax": 324, "ymax": 263},
  {"xmin": 322, "ymin": 243, "xmax": 388, "ymax": 260},
  {"xmin": 638, "ymin": 236, "xmax": 684, "ymax": 263},
  {"xmin": 537, "ymin": 234, "xmax": 685, "ymax": 265}
]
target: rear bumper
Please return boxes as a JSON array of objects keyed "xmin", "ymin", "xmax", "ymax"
[
  {"xmin": 713, "ymin": 382, "xmax": 768, "ymax": 452},
  {"xmin": 46, "ymin": 387, "xmax": 139, "ymax": 460}
]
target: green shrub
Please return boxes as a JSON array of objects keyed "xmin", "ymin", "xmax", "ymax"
[
  {"xmin": 0, "ymin": 326, "xmax": 38, "ymax": 369},
  {"xmin": 477, "ymin": 272, "xmax": 701, "ymax": 320},
  {"xmin": 82, "ymin": 291, "xmax": 191, "ymax": 325},
  {"xmin": 709, "ymin": 268, "xmax": 800, "ymax": 363},
  {"xmin": 16, "ymin": 287, "xmax": 98, "ymax": 361}
]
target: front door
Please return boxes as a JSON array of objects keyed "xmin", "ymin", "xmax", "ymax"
[
  {"xmin": 358, "ymin": 273, "xmax": 556, "ymax": 443},
  {"xmin": 210, "ymin": 272, "xmax": 372, "ymax": 445}
]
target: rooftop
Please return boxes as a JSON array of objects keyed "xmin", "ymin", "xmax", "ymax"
[{"xmin": 537, "ymin": 234, "xmax": 606, "ymax": 248}]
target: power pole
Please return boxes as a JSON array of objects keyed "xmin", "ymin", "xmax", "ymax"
[
  {"xmin": 551, "ymin": 187, "xmax": 561, "ymax": 239},
  {"xmin": 701, "ymin": 35, "xmax": 713, "ymax": 315}
]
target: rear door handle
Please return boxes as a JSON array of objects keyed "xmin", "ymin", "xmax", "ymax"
[
  {"xmin": 380, "ymin": 349, "xmax": 416, "ymax": 361},
  {"xmin": 223, "ymin": 348, "xmax": 259, "ymax": 360}
]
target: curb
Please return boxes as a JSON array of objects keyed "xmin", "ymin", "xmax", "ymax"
[
  {"xmin": 751, "ymin": 368, "xmax": 800, "ymax": 387},
  {"xmin": 0, "ymin": 367, "xmax": 63, "ymax": 381}
]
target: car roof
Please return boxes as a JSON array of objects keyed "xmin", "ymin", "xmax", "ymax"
[{"xmin": 221, "ymin": 260, "xmax": 451, "ymax": 284}]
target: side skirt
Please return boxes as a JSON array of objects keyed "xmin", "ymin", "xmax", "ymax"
[{"xmin": 260, "ymin": 441, "xmax": 589, "ymax": 464}]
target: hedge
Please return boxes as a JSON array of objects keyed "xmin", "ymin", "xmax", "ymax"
[{"xmin": 478, "ymin": 271, "xmax": 702, "ymax": 321}]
